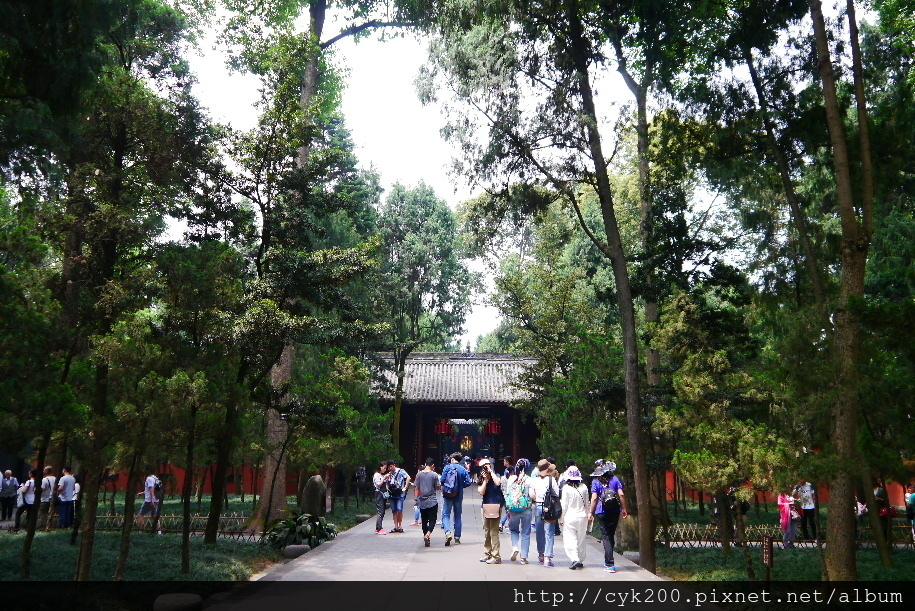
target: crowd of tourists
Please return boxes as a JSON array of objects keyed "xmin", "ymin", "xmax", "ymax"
[
  {"xmin": 1, "ymin": 465, "xmax": 79, "ymax": 531},
  {"xmin": 372, "ymin": 454, "xmax": 629, "ymax": 572}
]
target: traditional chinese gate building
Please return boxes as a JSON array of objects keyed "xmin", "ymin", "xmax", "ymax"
[{"xmin": 377, "ymin": 352, "xmax": 541, "ymax": 474}]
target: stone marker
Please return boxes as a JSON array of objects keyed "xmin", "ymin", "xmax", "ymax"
[
  {"xmin": 282, "ymin": 544, "xmax": 312, "ymax": 559},
  {"xmin": 301, "ymin": 475, "xmax": 326, "ymax": 517}
]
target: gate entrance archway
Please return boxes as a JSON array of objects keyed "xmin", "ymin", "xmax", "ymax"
[{"xmin": 378, "ymin": 353, "xmax": 540, "ymax": 474}]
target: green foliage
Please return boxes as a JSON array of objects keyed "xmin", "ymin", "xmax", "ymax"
[
  {"xmin": 263, "ymin": 510, "xmax": 338, "ymax": 550},
  {"xmin": 657, "ymin": 548, "xmax": 915, "ymax": 581},
  {"xmin": 0, "ymin": 530, "xmax": 280, "ymax": 581}
]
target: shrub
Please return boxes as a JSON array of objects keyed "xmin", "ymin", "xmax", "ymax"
[{"xmin": 264, "ymin": 511, "xmax": 337, "ymax": 550}]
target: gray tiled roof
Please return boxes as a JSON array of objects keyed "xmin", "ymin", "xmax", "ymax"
[{"xmin": 376, "ymin": 353, "xmax": 536, "ymax": 404}]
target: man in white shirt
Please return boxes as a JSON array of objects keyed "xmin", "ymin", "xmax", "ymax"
[
  {"xmin": 137, "ymin": 471, "xmax": 160, "ymax": 530},
  {"xmin": 372, "ymin": 462, "xmax": 391, "ymax": 534},
  {"xmin": 57, "ymin": 466, "xmax": 76, "ymax": 527},
  {"xmin": 38, "ymin": 465, "xmax": 56, "ymax": 529}
]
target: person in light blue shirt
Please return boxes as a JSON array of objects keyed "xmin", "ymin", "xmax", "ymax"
[{"xmin": 440, "ymin": 451, "xmax": 471, "ymax": 545}]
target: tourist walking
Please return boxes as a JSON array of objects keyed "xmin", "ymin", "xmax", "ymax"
[
  {"xmin": 387, "ymin": 460, "xmax": 410, "ymax": 533},
  {"xmin": 778, "ymin": 490, "xmax": 799, "ymax": 549},
  {"xmin": 37, "ymin": 465, "xmax": 56, "ymax": 530},
  {"xmin": 793, "ymin": 479, "xmax": 816, "ymax": 540},
  {"xmin": 478, "ymin": 458, "xmax": 503, "ymax": 564},
  {"xmin": 373, "ymin": 462, "xmax": 390, "ymax": 534},
  {"xmin": 532, "ymin": 459, "xmax": 560, "ymax": 567},
  {"xmin": 1, "ymin": 470, "xmax": 19, "ymax": 521},
  {"xmin": 414, "ymin": 458, "xmax": 440, "ymax": 547},
  {"xmin": 137, "ymin": 470, "xmax": 160, "ymax": 531},
  {"xmin": 57, "ymin": 466, "xmax": 76, "ymax": 528},
  {"xmin": 905, "ymin": 483, "xmax": 915, "ymax": 543},
  {"xmin": 560, "ymin": 467, "xmax": 589, "ymax": 569},
  {"xmin": 499, "ymin": 456, "xmax": 513, "ymax": 532},
  {"xmin": 440, "ymin": 451, "xmax": 471, "ymax": 546},
  {"xmin": 588, "ymin": 460, "xmax": 628, "ymax": 573},
  {"xmin": 504, "ymin": 458, "xmax": 535, "ymax": 564},
  {"xmin": 14, "ymin": 469, "xmax": 38, "ymax": 530}
]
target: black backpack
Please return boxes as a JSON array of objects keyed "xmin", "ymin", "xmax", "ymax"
[
  {"xmin": 600, "ymin": 482, "xmax": 621, "ymax": 510},
  {"xmin": 542, "ymin": 479, "xmax": 562, "ymax": 522}
]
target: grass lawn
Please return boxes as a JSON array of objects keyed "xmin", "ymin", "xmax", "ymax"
[
  {"xmin": 656, "ymin": 547, "xmax": 915, "ymax": 581},
  {"xmin": 2, "ymin": 494, "xmax": 371, "ymax": 582},
  {"xmin": 0, "ymin": 530, "xmax": 281, "ymax": 581}
]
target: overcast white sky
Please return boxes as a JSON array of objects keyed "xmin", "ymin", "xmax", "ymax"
[{"xmin": 188, "ymin": 24, "xmax": 500, "ymax": 347}]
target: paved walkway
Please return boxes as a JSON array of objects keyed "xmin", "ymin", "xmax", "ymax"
[{"xmin": 256, "ymin": 487, "xmax": 660, "ymax": 582}]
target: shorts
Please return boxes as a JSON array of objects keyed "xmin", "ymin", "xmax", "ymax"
[
  {"xmin": 390, "ymin": 495, "xmax": 405, "ymax": 513},
  {"xmin": 138, "ymin": 501, "xmax": 158, "ymax": 516}
]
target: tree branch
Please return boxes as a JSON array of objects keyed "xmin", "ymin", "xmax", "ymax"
[{"xmin": 321, "ymin": 21, "xmax": 415, "ymax": 49}]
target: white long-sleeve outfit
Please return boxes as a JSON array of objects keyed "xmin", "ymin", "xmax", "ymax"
[{"xmin": 560, "ymin": 482, "xmax": 590, "ymax": 564}]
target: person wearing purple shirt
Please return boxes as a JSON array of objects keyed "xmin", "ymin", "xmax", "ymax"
[{"xmin": 587, "ymin": 460, "xmax": 629, "ymax": 573}]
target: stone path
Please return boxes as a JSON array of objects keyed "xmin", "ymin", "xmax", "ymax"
[{"xmin": 256, "ymin": 487, "xmax": 661, "ymax": 582}]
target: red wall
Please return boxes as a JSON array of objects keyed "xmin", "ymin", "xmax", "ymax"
[
  {"xmin": 664, "ymin": 472, "xmax": 908, "ymax": 506},
  {"xmin": 102, "ymin": 464, "xmax": 298, "ymax": 497}
]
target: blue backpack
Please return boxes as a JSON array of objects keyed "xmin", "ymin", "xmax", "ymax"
[{"xmin": 442, "ymin": 466, "xmax": 459, "ymax": 497}]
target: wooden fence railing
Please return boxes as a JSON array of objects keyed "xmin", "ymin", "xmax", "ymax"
[{"xmin": 654, "ymin": 522, "xmax": 914, "ymax": 549}]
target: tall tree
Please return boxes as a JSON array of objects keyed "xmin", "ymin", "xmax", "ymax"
[
  {"xmin": 376, "ymin": 182, "xmax": 473, "ymax": 452},
  {"xmin": 419, "ymin": 0, "xmax": 658, "ymax": 570}
]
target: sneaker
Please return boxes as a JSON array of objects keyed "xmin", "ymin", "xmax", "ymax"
[
  {"xmin": 569, "ymin": 562, "xmax": 577, "ymax": 570},
  {"xmin": 424, "ymin": 537, "xmax": 431, "ymax": 547},
  {"xmin": 411, "ymin": 521, "xmax": 421, "ymax": 526},
  {"xmin": 575, "ymin": 562, "xmax": 584, "ymax": 569},
  {"xmin": 605, "ymin": 565, "xmax": 616, "ymax": 573},
  {"xmin": 445, "ymin": 532, "xmax": 453, "ymax": 546},
  {"xmin": 486, "ymin": 557, "xmax": 502, "ymax": 564},
  {"xmin": 538, "ymin": 556, "xmax": 544, "ymax": 564},
  {"xmin": 376, "ymin": 529, "xmax": 388, "ymax": 535},
  {"xmin": 454, "ymin": 538, "xmax": 461, "ymax": 544},
  {"xmin": 510, "ymin": 549, "xmax": 519, "ymax": 562},
  {"xmin": 520, "ymin": 558, "xmax": 529, "ymax": 565},
  {"xmin": 545, "ymin": 559, "xmax": 554, "ymax": 567},
  {"xmin": 480, "ymin": 555, "xmax": 491, "ymax": 562}
]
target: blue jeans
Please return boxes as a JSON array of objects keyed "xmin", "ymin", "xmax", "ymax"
[
  {"xmin": 390, "ymin": 494, "xmax": 405, "ymax": 514},
  {"xmin": 58, "ymin": 500, "xmax": 74, "ymax": 528},
  {"xmin": 508, "ymin": 507, "xmax": 532, "ymax": 560},
  {"xmin": 442, "ymin": 495, "xmax": 463, "ymax": 538},
  {"xmin": 534, "ymin": 504, "xmax": 556, "ymax": 559}
]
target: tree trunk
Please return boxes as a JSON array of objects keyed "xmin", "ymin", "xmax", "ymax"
[
  {"xmin": 744, "ymin": 46, "xmax": 826, "ymax": 307},
  {"xmin": 566, "ymin": 2, "xmax": 654, "ymax": 573},
  {"xmin": 716, "ymin": 489, "xmax": 732, "ymax": 557},
  {"xmin": 205, "ymin": 380, "xmax": 244, "ymax": 543},
  {"xmin": 75, "ymin": 361, "xmax": 111, "ymax": 581},
  {"xmin": 809, "ymin": 0, "xmax": 874, "ymax": 581},
  {"xmin": 181, "ymin": 404, "xmax": 197, "ymax": 574},
  {"xmin": 860, "ymin": 467, "xmax": 892, "ymax": 566},
  {"xmin": 392, "ymin": 348, "xmax": 410, "ymax": 455},
  {"xmin": 113, "ymin": 438, "xmax": 144, "ymax": 580},
  {"xmin": 254, "ymin": 344, "xmax": 292, "ymax": 528},
  {"xmin": 20, "ymin": 432, "xmax": 50, "ymax": 580}
]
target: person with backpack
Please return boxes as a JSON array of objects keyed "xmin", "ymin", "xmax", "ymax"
[
  {"xmin": 440, "ymin": 451, "xmax": 471, "ymax": 546},
  {"xmin": 478, "ymin": 458, "xmax": 503, "ymax": 564},
  {"xmin": 533, "ymin": 459, "xmax": 561, "ymax": 567},
  {"xmin": 137, "ymin": 470, "xmax": 161, "ymax": 531},
  {"xmin": 386, "ymin": 460, "xmax": 410, "ymax": 533},
  {"xmin": 499, "ymin": 456, "xmax": 513, "ymax": 532},
  {"xmin": 503, "ymin": 458, "xmax": 535, "ymax": 564},
  {"xmin": 588, "ymin": 460, "xmax": 628, "ymax": 573},
  {"xmin": 560, "ymin": 466, "xmax": 589, "ymax": 569}
]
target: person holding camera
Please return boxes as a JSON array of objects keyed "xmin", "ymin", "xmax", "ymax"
[
  {"xmin": 373, "ymin": 462, "xmax": 391, "ymax": 534},
  {"xmin": 478, "ymin": 458, "xmax": 503, "ymax": 564}
]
